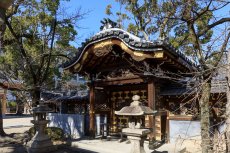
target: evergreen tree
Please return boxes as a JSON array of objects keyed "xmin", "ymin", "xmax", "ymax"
[
  {"xmin": 106, "ymin": 0, "xmax": 230, "ymax": 152},
  {"xmin": 0, "ymin": 0, "xmax": 83, "ymax": 136},
  {"xmin": 0, "ymin": 0, "xmax": 14, "ymax": 137}
]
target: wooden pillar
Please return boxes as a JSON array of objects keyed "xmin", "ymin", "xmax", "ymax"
[
  {"xmin": 0, "ymin": 89, "xmax": 7, "ymax": 115},
  {"xmin": 166, "ymin": 110, "xmax": 170, "ymax": 143},
  {"xmin": 2, "ymin": 89, "xmax": 6, "ymax": 115},
  {"xmin": 89, "ymin": 80, "xmax": 95, "ymax": 137},
  {"xmin": 148, "ymin": 81, "xmax": 155, "ymax": 109},
  {"xmin": 148, "ymin": 81, "xmax": 156, "ymax": 140}
]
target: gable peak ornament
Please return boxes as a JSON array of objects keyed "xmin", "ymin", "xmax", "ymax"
[{"xmin": 100, "ymin": 18, "xmax": 118, "ymax": 31}]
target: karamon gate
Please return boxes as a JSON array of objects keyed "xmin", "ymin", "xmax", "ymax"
[{"xmin": 63, "ymin": 19, "xmax": 196, "ymax": 141}]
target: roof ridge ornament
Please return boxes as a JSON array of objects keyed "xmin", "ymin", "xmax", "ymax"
[
  {"xmin": 130, "ymin": 95, "xmax": 141, "ymax": 106},
  {"xmin": 100, "ymin": 18, "xmax": 118, "ymax": 31},
  {"xmin": 157, "ymin": 35, "xmax": 169, "ymax": 44}
]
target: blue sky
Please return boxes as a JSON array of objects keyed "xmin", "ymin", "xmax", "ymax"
[
  {"xmin": 62, "ymin": 0, "xmax": 120, "ymax": 46},
  {"xmin": 61, "ymin": 0, "xmax": 229, "ymax": 48}
]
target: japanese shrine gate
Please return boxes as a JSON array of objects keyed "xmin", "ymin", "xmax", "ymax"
[{"xmin": 63, "ymin": 21, "xmax": 196, "ymax": 140}]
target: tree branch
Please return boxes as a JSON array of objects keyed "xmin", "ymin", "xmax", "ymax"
[
  {"xmin": 5, "ymin": 18, "xmax": 37, "ymax": 84},
  {"xmin": 198, "ymin": 18, "xmax": 230, "ymax": 37},
  {"xmin": 191, "ymin": 0, "xmax": 212, "ymax": 21},
  {"xmin": 6, "ymin": 0, "xmax": 24, "ymax": 19},
  {"xmin": 41, "ymin": 14, "xmax": 57, "ymax": 83},
  {"xmin": 42, "ymin": 53, "xmax": 71, "ymax": 60},
  {"xmin": 213, "ymin": 30, "xmax": 230, "ymax": 68},
  {"xmin": 3, "ymin": 39, "xmax": 15, "ymax": 46}
]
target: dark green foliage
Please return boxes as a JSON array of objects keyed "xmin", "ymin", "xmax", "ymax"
[
  {"xmin": 0, "ymin": 0, "xmax": 82, "ymax": 105},
  {"xmin": 105, "ymin": 4, "xmax": 113, "ymax": 16},
  {"xmin": 28, "ymin": 126, "xmax": 64, "ymax": 141},
  {"xmin": 7, "ymin": 101, "xmax": 17, "ymax": 107}
]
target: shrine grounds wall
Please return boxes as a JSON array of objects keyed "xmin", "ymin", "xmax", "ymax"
[
  {"xmin": 169, "ymin": 120, "xmax": 226, "ymax": 143},
  {"xmin": 47, "ymin": 113, "xmax": 85, "ymax": 139},
  {"xmin": 95, "ymin": 114, "xmax": 108, "ymax": 136},
  {"xmin": 169, "ymin": 120, "xmax": 201, "ymax": 143}
]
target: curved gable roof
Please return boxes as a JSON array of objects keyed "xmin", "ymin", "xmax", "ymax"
[
  {"xmin": 63, "ymin": 28, "xmax": 196, "ymax": 73},
  {"xmin": 0, "ymin": 72, "xmax": 22, "ymax": 90}
]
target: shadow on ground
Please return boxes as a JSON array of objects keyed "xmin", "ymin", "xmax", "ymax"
[
  {"xmin": 1, "ymin": 143, "xmax": 98, "ymax": 153},
  {"xmin": 1, "ymin": 131, "xmax": 98, "ymax": 153},
  {"xmin": 151, "ymin": 151, "xmax": 168, "ymax": 153},
  {"xmin": 4, "ymin": 114, "xmax": 32, "ymax": 119},
  {"xmin": 0, "ymin": 144, "xmax": 27, "ymax": 153},
  {"xmin": 0, "ymin": 133, "xmax": 27, "ymax": 153},
  {"xmin": 62, "ymin": 148, "xmax": 98, "ymax": 153}
]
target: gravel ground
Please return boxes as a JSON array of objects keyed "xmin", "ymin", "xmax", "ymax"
[
  {"xmin": 1, "ymin": 115, "xmax": 94, "ymax": 153},
  {"xmin": 0, "ymin": 129, "xmax": 93, "ymax": 153},
  {"xmin": 1, "ymin": 115, "xmax": 203, "ymax": 153},
  {"xmin": 4, "ymin": 126, "xmax": 31, "ymax": 134},
  {"xmin": 1, "ymin": 126, "xmax": 202, "ymax": 153}
]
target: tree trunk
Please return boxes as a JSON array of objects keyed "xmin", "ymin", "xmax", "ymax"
[
  {"xmin": 0, "ymin": 98, "xmax": 6, "ymax": 136},
  {"xmin": 200, "ymin": 81, "xmax": 212, "ymax": 153},
  {"xmin": 225, "ymin": 50, "xmax": 230, "ymax": 151},
  {"xmin": 0, "ymin": 8, "xmax": 6, "ymax": 137},
  {"xmin": 31, "ymin": 87, "xmax": 41, "ymax": 107},
  {"xmin": 16, "ymin": 100, "xmax": 23, "ymax": 115}
]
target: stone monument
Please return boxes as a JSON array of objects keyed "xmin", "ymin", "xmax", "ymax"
[
  {"xmin": 115, "ymin": 95, "xmax": 157, "ymax": 153},
  {"xmin": 26, "ymin": 103, "xmax": 56, "ymax": 153}
]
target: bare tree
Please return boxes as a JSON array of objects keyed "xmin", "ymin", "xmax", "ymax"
[{"xmin": 107, "ymin": 0, "xmax": 230, "ymax": 152}]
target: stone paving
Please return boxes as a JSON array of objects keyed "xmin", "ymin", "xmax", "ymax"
[
  {"xmin": 3, "ymin": 115, "xmax": 33, "ymax": 128},
  {"xmin": 1, "ymin": 115, "xmax": 201, "ymax": 153},
  {"xmin": 70, "ymin": 138, "xmax": 196, "ymax": 153},
  {"xmin": 1, "ymin": 115, "xmax": 95, "ymax": 153}
]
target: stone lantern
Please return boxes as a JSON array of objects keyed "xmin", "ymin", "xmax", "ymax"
[
  {"xmin": 26, "ymin": 103, "xmax": 56, "ymax": 153},
  {"xmin": 115, "ymin": 95, "xmax": 157, "ymax": 153}
]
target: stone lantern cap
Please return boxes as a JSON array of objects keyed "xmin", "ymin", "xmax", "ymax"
[
  {"xmin": 31, "ymin": 104, "xmax": 52, "ymax": 113},
  {"xmin": 115, "ymin": 95, "xmax": 157, "ymax": 116}
]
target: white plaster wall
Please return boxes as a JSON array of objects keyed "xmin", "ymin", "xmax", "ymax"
[
  {"xmin": 169, "ymin": 120, "xmax": 201, "ymax": 143},
  {"xmin": 95, "ymin": 114, "xmax": 108, "ymax": 136},
  {"xmin": 47, "ymin": 113, "xmax": 85, "ymax": 139}
]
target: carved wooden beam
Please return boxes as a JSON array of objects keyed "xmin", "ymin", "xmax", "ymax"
[
  {"xmin": 69, "ymin": 38, "xmax": 192, "ymax": 74},
  {"xmin": 94, "ymin": 77, "xmax": 144, "ymax": 86}
]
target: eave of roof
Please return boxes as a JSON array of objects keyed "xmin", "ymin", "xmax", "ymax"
[
  {"xmin": 0, "ymin": 79, "xmax": 23, "ymax": 90},
  {"xmin": 160, "ymin": 80, "xmax": 228, "ymax": 96},
  {"xmin": 63, "ymin": 28, "xmax": 197, "ymax": 71},
  {"xmin": 45, "ymin": 95, "xmax": 89, "ymax": 103}
]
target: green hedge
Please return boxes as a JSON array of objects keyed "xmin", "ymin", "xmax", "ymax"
[
  {"xmin": 28, "ymin": 127, "xmax": 64, "ymax": 141},
  {"xmin": 7, "ymin": 101, "xmax": 17, "ymax": 107}
]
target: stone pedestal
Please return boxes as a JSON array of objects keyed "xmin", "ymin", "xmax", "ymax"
[
  {"xmin": 128, "ymin": 136, "xmax": 146, "ymax": 153},
  {"xmin": 27, "ymin": 120, "xmax": 56, "ymax": 153},
  {"xmin": 122, "ymin": 128, "xmax": 150, "ymax": 153}
]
